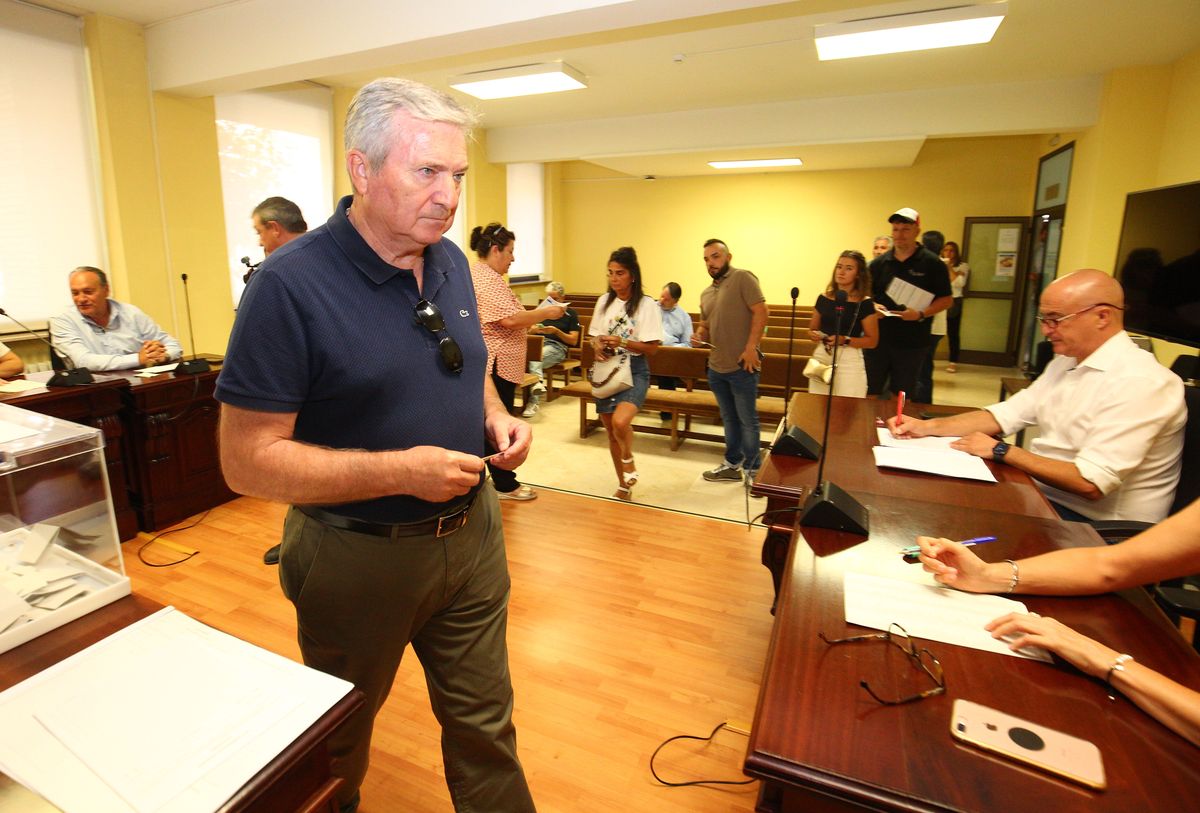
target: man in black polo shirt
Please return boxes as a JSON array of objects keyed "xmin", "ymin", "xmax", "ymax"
[
  {"xmin": 215, "ymin": 79, "xmax": 535, "ymax": 813},
  {"xmin": 865, "ymin": 207, "xmax": 953, "ymax": 398}
]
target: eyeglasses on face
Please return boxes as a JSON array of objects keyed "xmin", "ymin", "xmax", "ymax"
[
  {"xmin": 1035, "ymin": 302, "xmax": 1123, "ymax": 330},
  {"xmin": 819, "ymin": 622, "xmax": 946, "ymax": 706},
  {"xmin": 413, "ymin": 299, "xmax": 464, "ymax": 374}
]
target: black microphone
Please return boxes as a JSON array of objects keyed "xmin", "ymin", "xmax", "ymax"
[
  {"xmin": 0, "ymin": 308, "xmax": 94, "ymax": 387},
  {"xmin": 799, "ymin": 287, "xmax": 869, "ymax": 535},
  {"xmin": 241, "ymin": 256, "xmax": 262, "ymax": 284},
  {"xmin": 771, "ymin": 285, "xmax": 821, "ymax": 459},
  {"xmin": 176, "ymin": 274, "xmax": 211, "ymax": 374}
]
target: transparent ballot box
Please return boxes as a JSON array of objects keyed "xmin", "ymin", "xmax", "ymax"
[{"xmin": 0, "ymin": 403, "xmax": 129, "ymax": 654}]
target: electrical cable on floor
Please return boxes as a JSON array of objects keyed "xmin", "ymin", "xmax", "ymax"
[
  {"xmin": 649, "ymin": 720, "xmax": 757, "ymax": 788},
  {"xmin": 136, "ymin": 509, "xmax": 211, "ymax": 567}
]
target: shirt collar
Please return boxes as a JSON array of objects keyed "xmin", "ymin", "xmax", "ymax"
[
  {"xmin": 326, "ymin": 195, "xmax": 450, "ymax": 296},
  {"xmin": 81, "ymin": 299, "xmax": 124, "ymax": 330},
  {"xmin": 1076, "ymin": 330, "xmax": 1132, "ymax": 371}
]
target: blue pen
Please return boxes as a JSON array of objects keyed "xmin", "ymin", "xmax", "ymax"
[{"xmin": 900, "ymin": 535, "xmax": 997, "ymax": 557}]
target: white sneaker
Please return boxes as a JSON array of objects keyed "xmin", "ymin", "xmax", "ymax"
[
  {"xmin": 522, "ymin": 402, "xmax": 540, "ymax": 418},
  {"xmin": 532, "ymin": 379, "xmax": 547, "ymax": 394}
]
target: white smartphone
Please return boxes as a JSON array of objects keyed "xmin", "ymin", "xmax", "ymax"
[{"xmin": 950, "ymin": 699, "xmax": 1106, "ymax": 790}]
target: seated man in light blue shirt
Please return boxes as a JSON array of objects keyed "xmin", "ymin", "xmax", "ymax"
[
  {"xmin": 656, "ymin": 282, "xmax": 693, "ymax": 419},
  {"xmin": 49, "ymin": 266, "xmax": 182, "ymax": 371}
]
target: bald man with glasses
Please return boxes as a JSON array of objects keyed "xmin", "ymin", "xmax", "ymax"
[{"xmin": 887, "ymin": 269, "xmax": 1186, "ymax": 524}]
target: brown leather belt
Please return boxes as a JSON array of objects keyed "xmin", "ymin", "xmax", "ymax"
[{"xmin": 298, "ymin": 491, "xmax": 478, "ymax": 539}]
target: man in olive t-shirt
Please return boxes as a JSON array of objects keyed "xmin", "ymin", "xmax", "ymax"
[{"xmin": 693, "ymin": 238, "xmax": 768, "ymax": 483}]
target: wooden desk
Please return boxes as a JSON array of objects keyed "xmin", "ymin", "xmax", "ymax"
[
  {"xmin": 0, "ymin": 372, "xmax": 138, "ymax": 541},
  {"xmin": 0, "ymin": 594, "xmax": 363, "ymax": 813},
  {"xmin": 752, "ymin": 393, "xmax": 1056, "ymax": 599},
  {"xmin": 117, "ymin": 364, "xmax": 236, "ymax": 530},
  {"xmin": 745, "ymin": 496, "xmax": 1200, "ymax": 812}
]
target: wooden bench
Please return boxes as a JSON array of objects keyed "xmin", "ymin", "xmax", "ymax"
[
  {"xmin": 525, "ymin": 330, "xmax": 582, "ymax": 402},
  {"xmin": 558, "ymin": 344, "xmax": 811, "ymax": 450}
]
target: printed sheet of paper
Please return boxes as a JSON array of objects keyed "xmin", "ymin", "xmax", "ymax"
[
  {"xmin": 843, "ymin": 571, "xmax": 1051, "ymax": 661},
  {"xmin": 884, "ymin": 277, "xmax": 935, "ymax": 312},
  {"xmin": 876, "ymin": 427, "xmax": 962, "ymax": 452},
  {"xmin": 873, "ymin": 445, "xmax": 997, "ymax": 482},
  {"xmin": 0, "ymin": 606, "xmax": 353, "ymax": 813},
  {"xmin": 0, "ymin": 379, "xmax": 46, "ymax": 394}
]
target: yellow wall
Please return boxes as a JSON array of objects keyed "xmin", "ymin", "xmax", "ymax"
[
  {"xmin": 152, "ymin": 92, "xmax": 233, "ymax": 355},
  {"xmin": 83, "ymin": 15, "xmax": 172, "ymax": 323},
  {"xmin": 1057, "ymin": 48, "xmax": 1200, "ymax": 367},
  {"xmin": 550, "ymin": 136, "xmax": 1042, "ymax": 312},
  {"xmin": 467, "ymin": 129, "xmax": 506, "ymax": 228}
]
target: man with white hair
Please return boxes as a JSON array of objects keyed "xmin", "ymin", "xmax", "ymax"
[
  {"xmin": 522, "ymin": 280, "xmax": 579, "ymax": 417},
  {"xmin": 216, "ymin": 78, "xmax": 536, "ymax": 812},
  {"xmin": 889, "ymin": 269, "xmax": 1186, "ymax": 523}
]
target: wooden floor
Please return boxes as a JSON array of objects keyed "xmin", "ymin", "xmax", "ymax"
[{"xmin": 124, "ymin": 489, "xmax": 775, "ymax": 812}]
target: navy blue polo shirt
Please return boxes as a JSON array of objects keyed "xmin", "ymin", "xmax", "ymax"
[{"xmin": 216, "ymin": 195, "xmax": 487, "ymax": 523}]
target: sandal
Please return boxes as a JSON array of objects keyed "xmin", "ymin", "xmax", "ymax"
[
  {"xmin": 614, "ymin": 485, "xmax": 633, "ymax": 501},
  {"xmin": 621, "ymin": 457, "xmax": 639, "ymax": 487}
]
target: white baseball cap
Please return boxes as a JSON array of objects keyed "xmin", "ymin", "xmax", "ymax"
[{"xmin": 888, "ymin": 207, "xmax": 920, "ymax": 224}]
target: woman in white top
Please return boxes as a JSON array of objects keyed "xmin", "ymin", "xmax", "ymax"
[
  {"xmin": 941, "ymin": 241, "xmax": 970, "ymax": 373},
  {"xmin": 588, "ymin": 247, "xmax": 663, "ymax": 500},
  {"xmin": 806, "ymin": 251, "xmax": 879, "ymax": 397}
]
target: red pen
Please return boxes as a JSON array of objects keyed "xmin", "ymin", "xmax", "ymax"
[{"xmin": 896, "ymin": 391, "xmax": 906, "ymax": 424}]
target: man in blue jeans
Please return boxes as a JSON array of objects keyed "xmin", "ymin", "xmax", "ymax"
[{"xmin": 693, "ymin": 239, "xmax": 768, "ymax": 484}]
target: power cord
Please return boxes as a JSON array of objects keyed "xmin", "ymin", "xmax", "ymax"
[
  {"xmin": 136, "ymin": 509, "xmax": 211, "ymax": 567},
  {"xmin": 649, "ymin": 720, "xmax": 757, "ymax": 788}
]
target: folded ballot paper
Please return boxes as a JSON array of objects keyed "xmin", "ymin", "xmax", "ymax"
[
  {"xmin": 873, "ymin": 428, "xmax": 997, "ymax": 482},
  {"xmin": 0, "ymin": 607, "xmax": 353, "ymax": 813}
]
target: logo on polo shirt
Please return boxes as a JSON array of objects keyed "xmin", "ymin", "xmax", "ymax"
[{"xmin": 459, "ymin": 309, "xmax": 470, "ymax": 318}]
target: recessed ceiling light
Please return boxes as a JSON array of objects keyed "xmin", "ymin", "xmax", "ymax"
[
  {"xmin": 708, "ymin": 158, "xmax": 803, "ymax": 169},
  {"xmin": 449, "ymin": 62, "xmax": 587, "ymax": 100},
  {"xmin": 815, "ymin": 3, "xmax": 1007, "ymax": 61}
]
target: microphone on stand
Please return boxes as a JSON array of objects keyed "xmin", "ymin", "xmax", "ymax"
[
  {"xmin": 771, "ymin": 285, "xmax": 821, "ymax": 459},
  {"xmin": 0, "ymin": 308, "xmax": 93, "ymax": 386},
  {"xmin": 799, "ymin": 289, "xmax": 870, "ymax": 534},
  {"xmin": 241, "ymin": 256, "xmax": 261, "ymax": 284},
  {"xmin": 176, "ymin": 274, "xmax": 211, "ymax": 374}
]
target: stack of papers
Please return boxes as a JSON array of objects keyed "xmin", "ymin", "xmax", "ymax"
[
  {"xmin": 873, "ymin": 428, "xmax": 997, "ymax": 482},
  {"xmin": 843, "ymin": 571, "xmax": 1050, "ymax": 661},
  {"xmin": 0, "ymin": 607, "xmax": 352, "ymax": 813}
]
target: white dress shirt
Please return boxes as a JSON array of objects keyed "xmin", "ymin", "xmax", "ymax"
[
  {"xmin": 49, "ymin": 299, "xmax": 183, "ymax": 371},
  {"xmin": 986, "ymin": 331, "xmax": 1186, "ymax": 522}
]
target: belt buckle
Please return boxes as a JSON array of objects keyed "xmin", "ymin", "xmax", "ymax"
[{"xmin": 435, "ymin": 506, "xmax": 469, "ymax": 538}]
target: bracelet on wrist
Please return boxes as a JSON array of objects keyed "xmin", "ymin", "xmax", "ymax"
[
  {"xmin": 1105, "ymin": 653, "xmax": 1133, "ymax": 700},
  {"xmin": 1004, "ymin": 559, "xmax": 1019, "ymax": 593}
]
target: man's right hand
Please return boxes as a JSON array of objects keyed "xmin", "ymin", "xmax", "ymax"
[
  {"xmin": 886, "ymin": 414, "xmax": 933, "ymax": 437},
  {"xmin": 138, "ymin": 341, "xmax": 168, "ymax": 367},
  {"xmin": 399, "ymin": 446, "xmax": 486, "ymax": 503}
]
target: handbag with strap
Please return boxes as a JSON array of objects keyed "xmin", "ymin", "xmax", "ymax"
[{"xmin": 590, "ymin": 351, "xmax": 633, "ymax": 398}]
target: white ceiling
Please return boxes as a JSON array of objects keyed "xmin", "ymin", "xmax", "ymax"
[{"xmin": 35, "ymin": 0, "xmax": 1200, "ymax": 176}]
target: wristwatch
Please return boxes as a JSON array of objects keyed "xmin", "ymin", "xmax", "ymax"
[{"xmin": 992, "ymin": 441, "xmax": 1010, "ymax": 464}]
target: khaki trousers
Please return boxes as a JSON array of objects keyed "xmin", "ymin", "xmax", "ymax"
[{"xmin": 279, "ymin": 482, "xmax": 535, "ymax": 812}]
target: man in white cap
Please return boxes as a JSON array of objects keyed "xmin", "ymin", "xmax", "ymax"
[{"xmin": 865, "ymin": 207, "xmax": 952, "ymax": 398}]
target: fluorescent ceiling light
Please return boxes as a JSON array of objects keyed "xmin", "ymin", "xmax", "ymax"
[
  {"xmin": 450, "ymin": 62, "xmax": 587, "ymax": 100},
  {"xmin": 708, "ymin": 158, "xmax": 803, "ymax": 169},
  {"xmin": 815, "ymin": 3, "xmax": 1007, "ymax": 61}
]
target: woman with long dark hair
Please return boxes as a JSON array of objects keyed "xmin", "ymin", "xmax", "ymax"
[
  {"xmin": 806, "ymin": 251, "xmax": 879, "ymax": 397},
  {"xmin": 587, "ymin": 247, "xmax": 663, "ymax": 500}
]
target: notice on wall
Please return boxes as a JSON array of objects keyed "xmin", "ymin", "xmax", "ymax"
[
  {"xmin": 995, "ymin": 252, "xmax": 1016, "ymax": 279},
  {"xmin": 996, "ymin": 227, "xmax": 1020, "ymax": 252}
]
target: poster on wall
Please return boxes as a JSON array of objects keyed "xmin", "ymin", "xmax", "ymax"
[
  {"xmin": 997, "ymin": 228, "xmax": 1020, "ymax": 253},
  {"xmin": 995, "ymin": 252, "xmax": 1017, "ymax": 279}
]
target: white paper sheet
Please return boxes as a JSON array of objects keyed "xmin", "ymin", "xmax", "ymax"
[
  {"xmin": 135, "ymin": 363, "xmax": 179, "ymax": 376},
  {"xmin": 885, "ymin": 277, "xmax": 935, "ymax": 312},
  {"xmin": 0, "ymin": 606, "xmax": 353, "ymax": 813},
  {"xmin": 843, "ymin": 571, "xmax": 1051, "ymax": 661},
  {"xmin": 873, "ymin": 445, "xmax": 997, "ymax": 482},
  {"xmin": 0, "ymin": 379, "xmax": 46, "ymax": 393},
  {"xmin": 876, "ymin": 427, "xmax": 962, "ymax": 452}
]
